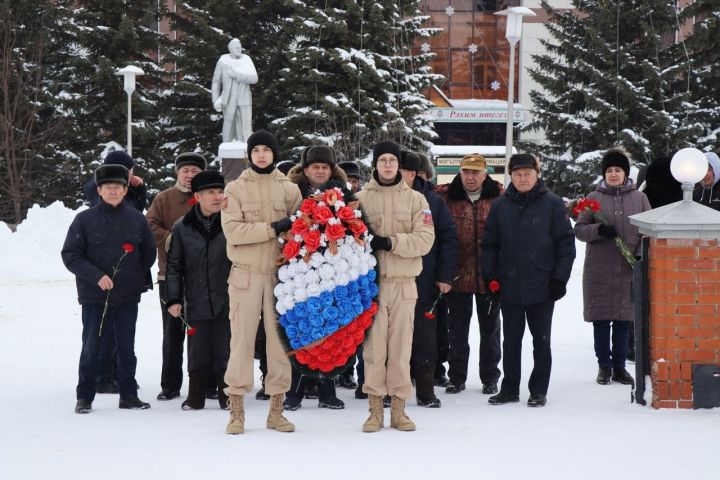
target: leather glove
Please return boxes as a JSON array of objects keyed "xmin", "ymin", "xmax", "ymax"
[
  {"xmin": 549, "ymin": 279, "xmax": 567, "ymax": 301},
  {"xmin": 370, "ymin": 235, "xmax": 392, "ymax": 252},
  {"xmin": 597, "ymin": 224, "xmax": 618, "ymax": 239},
  {"xmin": 271, "ymin": 217, "xmax": 293, "ymax": 236}
]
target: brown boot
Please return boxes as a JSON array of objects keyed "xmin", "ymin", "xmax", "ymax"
[
  {"xmin": 267, "ymin": 394, "xmax": 295, "ymax": 432},
  {"xmin": 225, "ymin": 394, "xmax": 245, "ymax": 434},
  {"xmin": 390, "ymin": 396, "xmax": 416, "ymax": 431},
  {"xmin": 362, "ymin": 394, "xmax": 384, "ymax": 433}
]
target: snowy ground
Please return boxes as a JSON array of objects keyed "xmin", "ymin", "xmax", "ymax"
[{"xmin": 1, "ymin": 202, "xmax": 718, "ymax": 480}]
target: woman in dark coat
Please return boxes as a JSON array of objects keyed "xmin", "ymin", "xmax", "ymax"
[{"xmin": 574, "ymin": 148, "xmax": 651, "ymax": 385}]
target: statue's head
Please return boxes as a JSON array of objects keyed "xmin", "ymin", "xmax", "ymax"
[{"xmin": 228, "ymin": 38, "xmax": 243, "ymax": 57}]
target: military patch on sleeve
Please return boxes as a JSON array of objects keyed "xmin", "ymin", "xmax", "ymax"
[
  {"xmin": 423, "ymin": 209, "xmax": 433, "ymax": 226},
  {"xmin": 222, "ymin": 196, "xmax": 229, "ymax": 211}
]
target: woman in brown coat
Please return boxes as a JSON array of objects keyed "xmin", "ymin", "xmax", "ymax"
[{"xmin": 574, "ymin": 148, "xmax": 651, "ymax": 386}]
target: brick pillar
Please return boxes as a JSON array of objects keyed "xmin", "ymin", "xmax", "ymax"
[{"xmin": 648, "ymin": 238, "xmax": 720, "ymax": 408}]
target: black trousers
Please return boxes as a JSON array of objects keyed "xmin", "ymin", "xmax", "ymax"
[
  {"xmin": 159, "ymin": 280, "xmax": 185, "ymax": 392},
  {"xmin": 500, "ymin": 301, "xmax": 554, "ymax": 396},
  {"xmin": 447, "ymin": 291, "xmax": 501, "ymax": 385},
  {"xmin": 411, "ymin": 297, "xmax": 438, "ymax": 372},
  {"xmin": 186, "ymin": 313, "xmax": 231, "ymax": 376},
  {"xmin": 435, "ymin": 297, "xmax": 449, "ymax": 377},
  {"xmin": 285, "ymin": 368, "xmax": 337, "ymax": 403}
]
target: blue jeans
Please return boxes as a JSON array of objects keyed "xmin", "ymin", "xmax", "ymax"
[
  {"xmin": 77, "ymin": 303, "xmax": 139, "ymax": 401},
  {"xmin": 593, "ymin": 320, "xmax": 630, "ymax": 369}
]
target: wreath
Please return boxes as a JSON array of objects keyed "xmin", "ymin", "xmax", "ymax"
[{"xmin": 274, "ymin": 184, "xmax": 379, "ymax": 377}]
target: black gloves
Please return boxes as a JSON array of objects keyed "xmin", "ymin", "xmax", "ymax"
[
  {"xmin": 370, "ymin": 235, "xmax": 392, "ymax": 252},
  {"xmin": 549, "ymin": 279, "xmax": 567, "ymax": 301},
  {"xmin": 598, "ymin": 224, "xmax": 618, "ymax": 239},
  {"xmin": 271, "ymin": 217, "xmax": 293, "ymax": 236}
]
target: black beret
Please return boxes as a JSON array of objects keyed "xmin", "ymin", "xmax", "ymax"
[
  {"xmin": 508, "ymin": 153, "xmax": 539, "ymax": 172},
  {"xmin": 95, "ymin": 164, "xmax": 129, "ymax": 186},
  {"xmin": 191, "ymin": 170, "xmax": 225, "ymax": 193},
  {"xmin": 175, "ymin": 152, "xmax": 207, "ymax": 171}
]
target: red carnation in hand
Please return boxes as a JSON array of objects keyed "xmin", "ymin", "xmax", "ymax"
[
  {"xmin": 300, "ymin": 199, "xmax": 317, "ymax": 216},
  {"xmin": 283, "ymin": 240, "xmax": 302, "ymax": 261},
  {"xmin": 290, "ymin": 218, "xmax": 310, "ymax": 236},
  {"xmin": 336, "ymin": 206, "xmax": 356, "ymax": 223},
  {"xmin": 187, "ymin": 327, "xmax": 197, "ymax": 336},
  {"xmin": 424, "ymin": 311, "xmax": 436, "ymax": 320},
  {"xmin": 303, "ymin": 229, "xmax": 321, "ymax": 253},
  {"xmin": 312, "ymin": 205, "xmax": 334, "ymax": 224},
  {"xmin": 325, "ymin": 223, "xmax": 347, "ymax": 242},
  {"xmin": 489, "ymin": 280, "xmax": 500, "ymax": 293},
  {"xmin": 122, "ymin": 243, "xmax": 134, "ymax": 253}
]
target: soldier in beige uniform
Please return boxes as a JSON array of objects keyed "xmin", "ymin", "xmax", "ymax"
[
  {"xmin": 356, "ymin": 141, "xmax": 435, "ymax": 432},
  {"xmin": 221, "ymin": 130, "xmax": 302, "ymax": 434}
]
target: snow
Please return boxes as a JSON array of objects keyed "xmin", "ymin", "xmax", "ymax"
[{"xmin": 1, "ymin": 204, "xmax": 719, "ymax": 479}]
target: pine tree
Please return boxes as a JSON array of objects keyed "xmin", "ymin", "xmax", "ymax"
[{"xmin": 525, "ymin": 0, "xmax": 700, "ymax": 196}]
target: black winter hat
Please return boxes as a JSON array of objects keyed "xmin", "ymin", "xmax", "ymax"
[
  {"xmin": 247, "ymin": 130, "xmax": 280, "ymax": 164},
  {"xmin": 95, "ymin": 164, "xmax": 129, "ymax": 186},
  {"xmin": 600, "ymin": 149, "xmax": 630, "ymax": 177},
  {"xmin": 338, "ymin": 161, "xmax": 362, "ymax": 179},
  {"xmin": 508, "ymin": 153, "xmax": 539, "ymax": 172},
  {"xmin": 276, "ymin": 160, "xmax": 297, "ymax": 175},
  {"xmin": 191, "ymin": 170, "xmax": 225, "ymax": 193},
  {"xmin": 175, "ymin": 152, "xmax": 207, "ymax": 171},
  {"xmin": 303, "ymin": 145, "xmax": 336, "ymax": 169},
  {"xmin": 400, "ymin": 150, "xmax": 422, "ymax": 173},
  {"xmin": 373, "ymin": 140, "xmax": 401, "ymax": 167},
  {"xmin": 104, "ymin": 151, "xmax": 134, "ymax": 169}
]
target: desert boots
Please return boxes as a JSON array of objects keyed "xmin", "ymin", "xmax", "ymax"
[
  {"xmin": 390, "ymin": 396, "xmax": 416, "ymax": 431},
  {"xmin": 225, "ymin": 394, "xmax": 245, "ymax": 434},
  {"xmin": 267, "ymin": 394, "xmax": 295, "ymax": 432},
  {"xmin": 362, "ymin": 394, "xmax": 384, "ymax": 433}
]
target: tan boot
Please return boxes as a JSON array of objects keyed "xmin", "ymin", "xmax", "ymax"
[
  {"xmin": 390, "ymin": 396, "xmax": 416, "ymax": 431},
  {"xmin": 362, "ymin": 394, "xmax": 384, "ymax": 433},
  {"xmin": 225, "ymin": 394, "xmax": 245, "ymax": 435},
  {"xmin": 266, "ymin": 394, "xmax": 295, "ymax": 432}
]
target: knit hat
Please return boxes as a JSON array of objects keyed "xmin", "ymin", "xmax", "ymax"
[
  {"xmin": 303, "ymin": 145, "xmax": 336, "ymax": 169},
  {"xmin": 460, "ymin": 153, "xmax": 487, "ymax": 171},
  {"xmin": 191, "ymin": 170, "xmax": 225, "ymax": 193},
  {"xmin": 508, "ymin": 153, "xmax": 540, "ymax": 173},
  {"xmin": 247, "ymin": 130, "xmax": 280, "ymax": 164},
  {"xmin": 372, "ymin": 140, "xmax": 401, "ymax": 167},
  {"xmin": 103, "ymin": 151, "xmax": 134, "ymax": 170},
  {"xmin": 95, "ymin": 164, "xmax": 129, "ymax": 186},
  {"xmin": 338, "ymin": 161, "xmax": 361, "ymax": 179},
  {"xmin": 600, "ymin": 149, "xmax": 630, "ymax": 177},
  {"xmin": 276, "ymin": 160, "xmax": 297, "ymax": 176},
  {"xmin": 175, "ymin": 152, "xmax": 207, "ymax": 171},
  {"xmin": 400, "ymin": 150, "xmax": 422, "ymax": 172}
]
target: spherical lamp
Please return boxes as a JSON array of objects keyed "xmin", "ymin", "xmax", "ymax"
[{"xmin": 671, "ymin": 148, "xmax": 708, "ymax": 200}]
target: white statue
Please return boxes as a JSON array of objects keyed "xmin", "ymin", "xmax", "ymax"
[{"xmin": 211, "ymin": 38, "xmax": 258, "ymax": 143}]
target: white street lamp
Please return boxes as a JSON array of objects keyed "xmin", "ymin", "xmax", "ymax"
[
  {"xmin": 115, "ymin": 65, "xmax": 145, "ymax": 156},
  {"xmin": 495, "ymin": 7, "xmax": 535, "ymax": 186},
  {"xmin": 670, "ymin": 148, "xmax": 708, "ymax": 200}
]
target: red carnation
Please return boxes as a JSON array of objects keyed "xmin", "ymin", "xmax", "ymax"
[
  {"xmin": 290, "ymin": 218, "xmax": 310, "ymax": 236},
  {"xmin": 300, "ymin": 199, "xmax": 317, "ymax": 216},
  {"xmin": 187, "ymin": 197, "xmax": 198, "ymax": 206},
  {"xmin": 283, "ymin": 240, "xmax": 302, "ymax": 261},
  {"xmin": 122, "ymin": 243, "xmax": 134, "ymax": 253},
  {"xmin": 489, "ymin": 280, "xmax": 500, "ymax": 293},
  {"xmin": 186, "ymin": 327, "xmax": 197, "ymax": 336},
  {"xmin": 325, "ymin": 223, "xmax": 347, "ymax": 242},
  {"xmin": 424, "ymin": 311, "xmax": 436, "ymax": 320},
  {"xmin": 337, "ymin": 206, "xmax": 356, "ymax": 223},
  {"xmin": 312, "ymin": 205, "xmax": 334, "ymax": 225},
  {"xmin": 348, "ymin": 219, "xmax": 367, "ymax": 237},
  {"xmin": 303, "ymin": 230, "xmax": 321, "ymax": 253}
]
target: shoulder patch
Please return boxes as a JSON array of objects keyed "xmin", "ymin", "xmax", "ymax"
[{"xmin": 423, "ymin": 209, "xmax": 433, "ymax": 226}]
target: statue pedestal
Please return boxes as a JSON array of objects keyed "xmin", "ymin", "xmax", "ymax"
[{"xmin": 219, "ymin": 141, "xmax": 248, "ymax": 182}]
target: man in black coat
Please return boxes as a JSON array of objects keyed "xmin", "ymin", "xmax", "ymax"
[
  {"xmin": 400, "ymin": 150, "xmax": 459, "ymax": 407},
  {"xmin": 62, "ymin": 164, "xmax": 156, "ymax": 413},
  {"xmin": 481, "ymin": 154, "xmax": 575, "ymax": 407},
  {"xmin": 165, "ymin": 171, "xmax": 232, "ymax": 411}
]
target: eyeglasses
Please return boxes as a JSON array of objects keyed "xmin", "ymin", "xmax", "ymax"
[{"xmin": 378, "ymin": 158, "xmax": 398, "ymax": 165}]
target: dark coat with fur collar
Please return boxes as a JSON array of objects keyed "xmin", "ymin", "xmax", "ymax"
[
  {"xmin": 287, "ymin": 164, "xmax": 348, "ymax": 198},
  {"xmin": 436, "ymin": 174, "xmax": 503, "ymax": 293},
  {"xmin": 165, "ymin": 205, "xmax": 231, "ymax": 321}
]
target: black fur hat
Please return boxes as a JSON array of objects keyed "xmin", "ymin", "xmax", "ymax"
[
  {"xmin": 303, "ymin": 145, "xmax": 336, "ymax": 169},
  {"xmin": 600, "ymin": 149, "xmax": 630, "ymax": 177},
  {"xmin": 95, "ymin": 164, "xmax": 129, "ymax": 186},
  {"xmin": 276, "ymin": 160, "xmax": 297, "ymax": 175},
  {"xmin": 338, "ymin": 161, "xmax": 361, "ymax": 179},
  {"xmin": 175, "ymin": 152, "xmax": 207, "ymax": 171},
  {"xmin": 400, "ymin": 150, "xmax": 422, "ymax": 172},
  {"xmin": 104, "ymin": 151, "xmax": 134, "ymax": 169},
  {"xmin": 191, "ymin": 170, "xmax": 225, "ymax": 193},
  {"xmin": 247, "ymin": 130, "xmax": 280, "ymax": 164}
]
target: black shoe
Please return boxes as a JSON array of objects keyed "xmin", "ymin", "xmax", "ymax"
[
  {"xmin": 119, "ymin": 396, "xmax": 151, "ymax": 409},
  {"xmin": 626, "ymin": 348, "xmax": 636, "ymax": 363},
  {"xmin": 417, "ymin": 396, "xmax": 442, "ymax": 408},
  {"xmin": 597, "ymin": 367, "xmax": 612, "ymax": 385},
  {"xmin": 156, "ymin": 390, "xmax": 180, "ymax": 401},
  {"xmin": 304, "ymin": 384, "xmax": 319, "ymax": 399},
  {"xmin": 488, "ymin": 391, "xmax": 520, "ymax": 405},
  {"xmin": 283, "ymin": 396, "xmax": 303, "ymax": 411},
  {"xmin": 75, "ymin": 399, "xmax": 92, "ymax": 414},
  {"xmin": 611, "ymin": 368, "xmax": 634, "ymax": 385},
  {"xmin": 527, "ymin": 393, "xmax": 547, "ymax": 407},
  {"xmin": 434, "ymin": 373, "xmax": 450, "ymax": 387},
  {"xmin": 354, "ymin": 386, "xmax": 368, "ymax": 399},
  {"xmin": 445, "ymin": 382, "xmax": 466, "ymax": 394},
  {"xmin": 339, "ymin": 372, "xmax": 358, "ymax": 389},
  {"xmin": 482, "ymin": 383, "xmax": 498, "ymax": 395},
  {"xmin": 383, "ymin": 395, "xmax": 391, "ymax": 408},
  {"xmin": 255, "ymin": 386, "xmax": 270, "ymax": 400},
  {"xmin": 96, "ymin": 380, "xmax": 119, "ymax": 394},
  {"xmin": 181, "ymin": 399, "xmax": 204, "ymax": 410},
  {"xmin": 318, "ymin": 397, "xmax": 345, "ymax": 409},
  {"xmin": 205, "ymin": 387, "xmax": 219, "ymax": 400}
]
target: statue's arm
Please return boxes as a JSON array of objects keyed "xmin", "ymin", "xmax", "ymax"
[
  {"xmin": 245, "ymin": 58, "xmax": 258, "ymax": 85},
  {"xmin": 211, "ymin": 61, "xmax": 223, "ymax": 102}
]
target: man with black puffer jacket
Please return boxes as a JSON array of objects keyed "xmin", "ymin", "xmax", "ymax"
[
  {"xmin": 482, "ymin": 153, "xmax": 575, "ymax": 408},
  {"xmin": 165, "ymin": 171, "xmax": 232, "ymax": 411}
]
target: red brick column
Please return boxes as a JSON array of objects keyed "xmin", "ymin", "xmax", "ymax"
[{"xmin": 648, "ymin": 238, "xmax": 720, "ymax": 408}]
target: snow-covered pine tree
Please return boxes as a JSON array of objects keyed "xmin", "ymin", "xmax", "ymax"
[
  {"xmin": 272, "ymin": 0, "xmax": 440, "ymax": 163},
  {"xmin": 524, "ymin": 0, "xmax": 699, "ymax": 197}
]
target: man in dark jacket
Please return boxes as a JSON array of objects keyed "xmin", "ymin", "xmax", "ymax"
[
  {"xmin": 338, "ymin": 160, "xmax": 363, "ymax": 193},
  {"xmin": 400, "ymin": 150, "xmax": 458, "ymax": 407},
  {"xmin": 166, "ymin": 171, "xmax": 232, "ymax": 411},
  {"xmin": 62, "ymin": 164, "xmax": 156, "ymax": 413},
  {"xmin": 693, "ymin": 152, "xmax": 720, "ymax": 210},
  {"xmin": 482, "ymin": 153, "xmax": 575, "ymax": 407},
  {"xmin": 284, "ymin": 145, "xmax": 347, "ymax": 410},
  {"xmin": 435, "ymin": 154, "xmax": 503, "ymax": 395}
]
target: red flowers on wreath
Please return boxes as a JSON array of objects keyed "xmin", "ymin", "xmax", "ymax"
[
  {"xmin": 336, "ymin": 206, "xmax": 356, "ymax": 222},
  {"xmin": 300, "ymin": 199, "xmax": 316, "ymax": 216},
  {"xmin": 325, "ymin": 223, "xmax": 346, "ymax": 242},
  {"xmin": 303, "ymin": 230, "xmax": 321, "ymax": 253},
  {"xmin": 283, "ymin": 240, "xmax": 302, "ymax": 261},
  {"xmin": 312, "ymin": 204, "xmax": 334, "ymax": 224},
  {"xmin": 290, "ymin": 218, "xmax": 310, "ymax": 236}
]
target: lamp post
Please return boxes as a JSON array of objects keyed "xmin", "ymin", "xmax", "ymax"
[
  {"xmin": 115, "ymin": 66, "xmax": 145, "ymax": 156},
  {"xmin": 670, "ymin": 148, "xmax": 708, "ymax": 201},
  {"xmin": 495, "ymin": 7, "xmax": 535, "ymax": 186}
]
